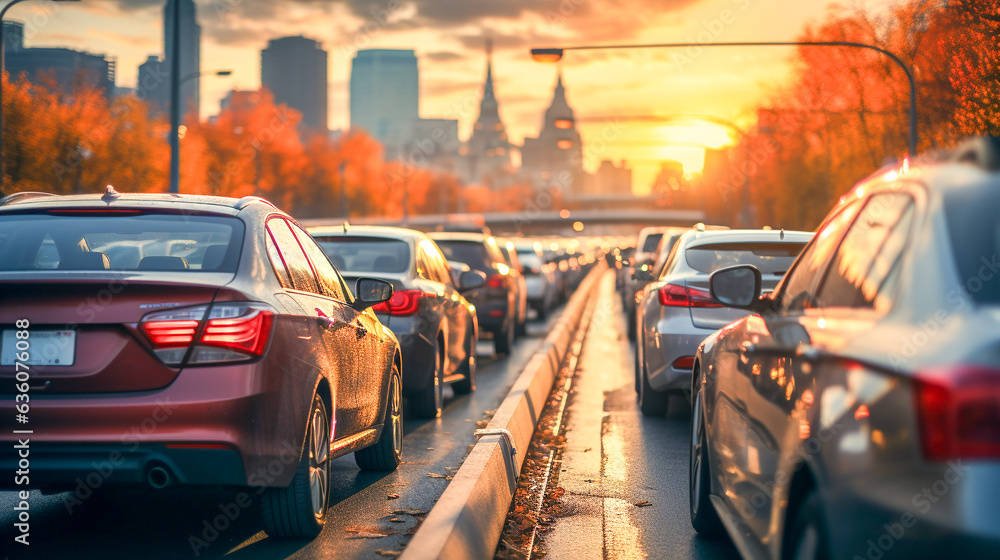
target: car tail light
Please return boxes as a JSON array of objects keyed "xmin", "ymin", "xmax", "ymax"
[
  {"xmin": 371, "ymin": 290, "xmax": 425, "ymax": 316},
  {"xmin": 915, "ymin": 366, "xmax": 1000, "ymax": 460},
  {"xmin": 672, "ymin": 356, "xmax": 696, "ymax": 370},
  {"xmin": 657, "ymin": 283, "xmax": 722, "ymax": 308},
  {"xmin": 140, "ymin": 303, "xmax": 274, "ymax": 366},
  {"xmin": 487, "ymin": 273, "xmax": 506, "ymax": 289}
]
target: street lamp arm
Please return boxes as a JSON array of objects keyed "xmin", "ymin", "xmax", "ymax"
[{"xmin": 534, "ymin": 40, "xmax": 918, "ymax": 155}]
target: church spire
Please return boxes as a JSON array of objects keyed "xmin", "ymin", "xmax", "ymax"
[{"xmin": 483, "ymin": 37, "xmax": 495, "ymax": 103}]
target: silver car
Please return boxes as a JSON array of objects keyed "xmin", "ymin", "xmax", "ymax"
[
  {"xmin": 635, "ymin": 228, "xmax": 812, "ymax": 415},
  {"xmin": 513, "ymin": 239, "xmax": 557, "ymax": 319},
  {"xmin": 691, "ymin": 137, "xmax": 1000, "ymax": 559}
]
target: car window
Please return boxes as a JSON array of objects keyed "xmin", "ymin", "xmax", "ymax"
[
  {"xmin": 420, "ymin": 239, "xmax": 452, "ymax": 284},
  {"xmin": 944, "ymin": 183, "xmax": 1000, "ymax": 305},
  {"xmin": 816, "ymin": 194, "xmax": 913, "ymax": 309},
  {"xmin": 658, "ymin": 235, "xmax": 685, "ymax": 279},
  {"xmin": 777, "ymin": 200, "xmax": 863, "ymax": 312},
  {"xmin": 436, "ymin": 240, "xmax": 490, "ymax": 273},
  {"xmin": 685, "ymin": 241, "xmax": 806, "ymax": 275},
  {"xmin": 291, "ymin": 223, "xmax": 347, "ymax": 301},
  {"xmin": 640, "ymin": 232, "xmax": 663, "ymax": 253},
  {"xmin": 316, "ymin": 237, "xmax": 411, "ymax": 274},
  {"xmin": 266, "ymin": 218, "xmax": 320, "ymax": 294},
  {"xmin": 265, "ymin": 230, "xmax": 293, "ymax": 288},
  {"xmin": 0, "ymin": 213, "xmax": 243, "ymax": 272}
]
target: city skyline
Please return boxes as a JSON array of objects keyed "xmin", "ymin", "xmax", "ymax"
[{"xmin": 2, "ymin": 0, "xmax": 902, "ymax": 188}]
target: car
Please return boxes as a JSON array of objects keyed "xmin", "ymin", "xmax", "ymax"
[
  {"xmin": 309, "ymin": 225, "xmax": 483, "ymax": 419},
  {"xmin": 512, "ymin": 238, "xmax": 557, "ymax": 320},
  {"xmin": 623, "ymin": 227, "xmax": 689, "ymax": 340},
  {"xmin": 690, "ymin": 137, "xmax": 1000, "ymax": 559},
  {"xmin": 430, "ymin": 232, "xmax": 519, "ymax": 356},
  {"xmin": 496, "ymin": 238, "xmax": 529, "ymax": 337},
  {"xmin": 0, "ymin": 191, "xmax": 403, "ymax": 539},
  {"xmin": 635, "ymin": 228, "xmax": 812, "ymax": 415}
]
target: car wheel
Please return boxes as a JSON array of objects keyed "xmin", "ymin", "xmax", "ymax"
[
  {"xmin": 494, "ymin": 318, "xmax": 513, "ymax": 356},
  {"xmin": 452, "ymin": 329, "xmax": 476, "ymax": 395},
  {"xmin": 634, "ymin": 338, "xmax": 642, "ymax": 395},
  {"xmin": 262, "ymin": 394, "xmax": 330, "ymax": 539},
  {"xmin": 409, "ymin": 340, "xmax": 443, "ymax": 419},
  {"xmin": 785, "ymin": 491, "xmax": 830, "ymax": 560},
  {"xmin": 638, "ymin": 360, "xmax": 668, "ymax": 416},
  {"xmin": 535, "ymin": 304, "xmax": 548, "ymax": 321},
  {"xmin": 690, "ymin": 386, "xmax": 725, "ymax": 538},
  {"xmin": 515, "ymin": 306, "xmax": 527, "ymax": 338},
  {"xmin": 355, "ymin": 365, "xmax": 403, "ymax": 472},
  {"xmin": 627, "ymin": 304, "xmax": 637, "ymax": 341}
]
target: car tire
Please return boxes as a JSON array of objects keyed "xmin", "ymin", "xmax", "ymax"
[
  {"xmin": 452, "ymin": 330, "xmax": 476, "ymax": 395},
  {"xmin": 785, "ymin": 491, "xmax": 830, "ymax": 560},
  {"xmin": 515, "ymin": 306, "xmax": 527, "ymax": 338},
  {"xmin": 355, "ymin": 365, "xmax": 403, "ymax": 472},
  {"xmin": 262, "ymin": 394, "xmax": 330, "ymax": 539},
  {"xmin": 638, "ymin": 360, "xmax": 669, "ymax": 417},
  {"xmin": 494, "ymin": 318, "xmax": 513, "ymax": 356},
  {"xmin": 690, "ymin": 387, "xmax": 725, "ymax": 538},
  {"xmin": 535, "ymin": 304, "xmax": 548, "ymax": 321},
  {"xmin": 634, "ymin": 338, "xmax": 642, "ymax": 395},
  {"xmin": 409, "ymin": 340, "xmax": 443, "ymax": 419},
  {"xmin": 627, "ymin": 304, "xmax": 637, "ymax": 341}
]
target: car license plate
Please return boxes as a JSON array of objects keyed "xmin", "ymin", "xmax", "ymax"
[{"xmin": 1, "ymin": 330, "xmax": 76, "ymax": 366}]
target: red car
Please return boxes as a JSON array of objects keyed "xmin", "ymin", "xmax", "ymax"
[{"xmin": 0, "ymin": 191, "xmax": 402, "ymax": 538}]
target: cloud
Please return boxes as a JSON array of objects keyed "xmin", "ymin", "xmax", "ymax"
[{"xmin": 422, "ymin": 50, "xmax": 465, "ymax": 63}]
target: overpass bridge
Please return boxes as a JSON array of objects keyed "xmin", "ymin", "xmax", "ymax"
[{"xmin": 298, "ymin": 208, "xmax": 707, "ymax": 236}]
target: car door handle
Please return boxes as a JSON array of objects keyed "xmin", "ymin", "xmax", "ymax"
[{"xmin": 741, "ymin": 342, "xmax": 826, "ymax": 362}]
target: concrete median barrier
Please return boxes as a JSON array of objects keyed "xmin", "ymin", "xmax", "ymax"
[{"xmin": 399, "ymin": 264, "xmax": 604, "ymax": 560}]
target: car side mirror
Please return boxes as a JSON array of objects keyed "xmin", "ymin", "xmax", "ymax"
[
  {"xmin": 458, "ymin": 270, "xmax": 486, "ymax": 291},
  {"xmin": 709, "ymin": 265, "xmax": 763, "ymax": 310},
  {"xmin": 353, "ymin": 278, "xmax": 393, "ymax": 311}
]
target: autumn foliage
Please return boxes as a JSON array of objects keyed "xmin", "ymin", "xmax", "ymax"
[
  {"xmin": 701, "ymin": 0, "xmax": 1000, "ymax": 230},
  {"xmin": 0, "ymin": 77, "xmax": 527, "ymax": 219}
]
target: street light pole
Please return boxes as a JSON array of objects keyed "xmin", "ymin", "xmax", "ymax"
[
  {"xmin": 531, "ymin": 41, "xmax": 918, "ymax": 156},
  {"xmin": 167, "ymin": 65, "xmax": 230, "ymax": 194},
  {"xmin": 0, "ymin": 0, "xmax": 79, "ymax": 193}
]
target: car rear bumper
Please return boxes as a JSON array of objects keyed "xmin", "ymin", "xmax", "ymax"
[
  {"xmin": 648, "ymin": 317, "xmax": 712, "ymax": 392},
  {"xmin": 0, "ymin": 361, "xmax": 306, "ymax": 490}
]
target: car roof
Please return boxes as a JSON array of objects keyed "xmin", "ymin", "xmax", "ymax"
[
  {"xmin": 682, "ymin": 229, "xmax": 814, "ymax": 247},
  {"xmin": 0, "ymin": 191, "xmax": 277, "ymax": 216},
  {"xmin": 308, "ymin": 224, "xmax": 427, "ymax": 242},
  {"xmin": 427, "ymin": 231, "xmax": 490, "ymax": 243}
]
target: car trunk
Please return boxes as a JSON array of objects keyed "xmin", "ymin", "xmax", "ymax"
[{"xmin": 0, "ymin": 273, "xmax": 232, "ymax": 394}]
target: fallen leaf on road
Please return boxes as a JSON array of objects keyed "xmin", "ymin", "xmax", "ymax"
[
  {"xmin": 375, "ymin": 550, "xmax": 402, "ymax": 557},
  {"xmin": 389, "ymin": 517, "xmax": 405, "ymax": 523},
  {"xmin": 427, "ymin": 472, "xmax": 452, "ymax": 479},
  {"xmin": 387, "ymin": 494, "xmax": 400, "ymax": 499},
  {"xmin": 345, "ymin": 527, "xmax": 399, "ymax": 538},
  {"xmin": 634, "ymin": 500, "xmax": 652, "ymax": 507},
  {"xmin": 392, "ymin": 509, "xmax": 428, "ymax": 517}
]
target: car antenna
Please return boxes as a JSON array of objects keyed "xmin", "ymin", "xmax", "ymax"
[
  {"xmin": 343, "ymin": 221, "xmax": 351, "ymax": 233},
  {"xmin": 101, "ymin": 184, "xmax": 120, "ymax": 204},
  {"xmin": 780, "ymin": 228, "xmax": 785, "ymax": 240}
]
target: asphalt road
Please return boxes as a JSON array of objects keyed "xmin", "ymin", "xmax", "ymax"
[
  {"xmin": 0, "ymin": 310, "xmax": 563, "ymax": 560},
  {"xmin": 547, "ymin": 271, "xmax": 739, "ymax": 560}
]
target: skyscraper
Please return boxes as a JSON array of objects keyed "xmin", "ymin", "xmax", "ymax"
[
  {"xmin": 4, "ymin": 21, "xmax": 116, "ymax": 100},
  {"xmin": 462, "ymin": 40, "xmax": 512, "ymax": 186},
  {"xmin": 164, "ymin": 0, "xmax": 201, "ymax": 119},
  {"xmin": 136, "ymin": 55, "xmax": 168, "ymax": 115},
  {"xmin": 261, "ymin": 36, "xmax": 329, "ymax": 132},
  {"xmin": 349, "ymin": 49, "xmax": 419, "ymax": 155}
]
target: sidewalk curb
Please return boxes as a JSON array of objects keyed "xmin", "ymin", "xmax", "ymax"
[{"xmin": 399, "ymin": 265, "xmax": 605, "ymax": 560}]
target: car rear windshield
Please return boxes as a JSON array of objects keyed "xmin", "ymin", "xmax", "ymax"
[
  {"xmin": 0, "ymin": 212, "xmax": 243, "ymax": 272},
  {"xmin": 685, "ymin": 242, "xmax": 807, "ymax": 275},
  {"xmin": 435, "ymin": 240, "xmax": 489, "ymax": 273},
  {"xmin": 641, "ymin": 232, "xmax": 664, "ymax": 253},
  {"xmin": 944, "ymin": 186, "xmax": 1000, "ymax": 304},
  {"xmin": 315, "ymin": 237, "xmax": 411, "ymax": 274}
]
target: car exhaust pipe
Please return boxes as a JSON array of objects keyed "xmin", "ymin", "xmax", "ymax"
[{"xmin": 147, "ymin": 466, "xmax": 173, "ymax": 489}]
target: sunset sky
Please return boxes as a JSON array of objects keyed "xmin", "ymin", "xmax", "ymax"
[{"xmin": 12, "ymin": 0, "xmax": 900, "ymax": 190}]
